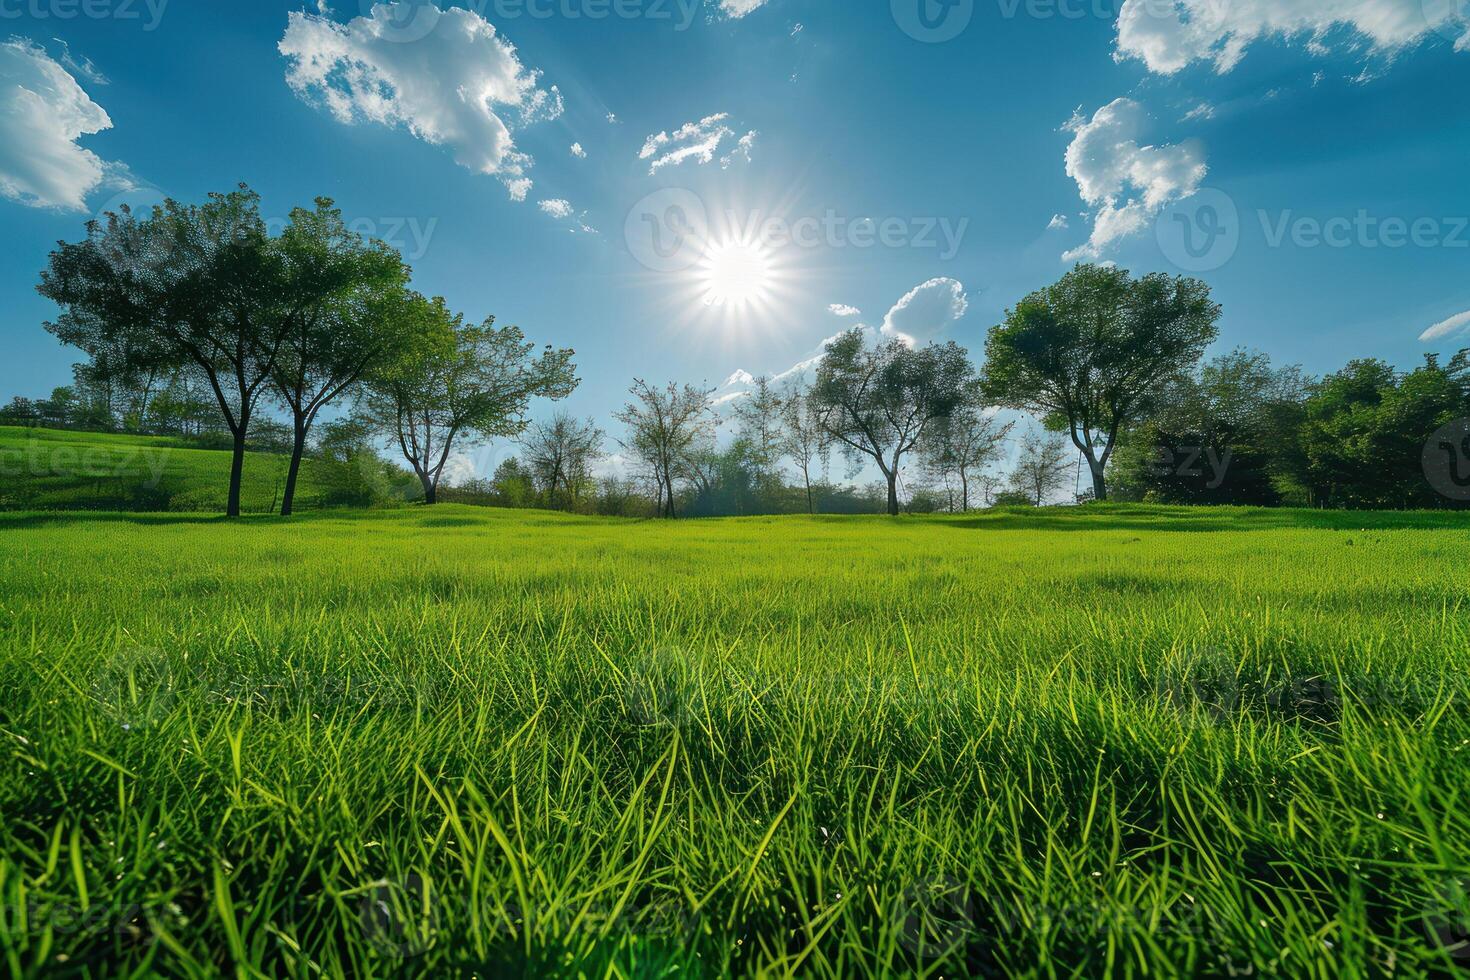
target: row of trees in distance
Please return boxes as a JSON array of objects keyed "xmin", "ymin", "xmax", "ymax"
[{"xmin": 17, "ymin": 186, "xmax": 1470, "ymax": 515}]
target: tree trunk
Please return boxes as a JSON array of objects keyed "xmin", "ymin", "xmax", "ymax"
[
  {"xmin": 420, "ymin": 472, "xmax": 438, "ymax": 505},
  {"xmin": 227, "ymin": 429, "xmax": 246, "ymax": 518},
  {"xmin": 886, "ymin": 472, "xmax": 900, "ymax": 516},
  {"xmin": 1086, "ymin": 454, "xmax": 1108, "ymax": 502},
  {"xmin": 804, "ymin": 475, "xmax": 814, "ymax": 515},
  {"xmin": 960, "ymin": 472, "xmax": 970, "ymax": 513},
  {"xmin": 280, "ymin": 421, "xmax": 307, "ymax": 517}
]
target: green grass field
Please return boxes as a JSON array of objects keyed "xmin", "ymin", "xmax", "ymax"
[
  {"xmin": 3, "ymin": 505, "xmax": 1470, "ymax": 977},
  {"xmin": 0, "ymin": 426, "xmax": 410, "ymax": 513}
]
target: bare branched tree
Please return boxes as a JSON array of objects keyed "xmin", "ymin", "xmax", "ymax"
[
  {"xmin": 921, "ymin": 384, "xmax": 1014, "ymax": 512},
  {"xmin": 521, "ymin": 412, "xmax": 605, "ymax": 510},
  {"xmin": 614, "ymin": 380, "xmax": 716, "ymax": 518},
  {"xmin": 779, "ymin": 376, "xmax": 830, "ymax": 514}
]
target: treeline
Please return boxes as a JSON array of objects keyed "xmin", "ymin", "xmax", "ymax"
[
  {"xmin": 31, "ymin": 185, "xmax": 575, "ymax": 517},
  {"xmin": 19, "ymin": 190, "xmax": 1470, "ymax": 516}
]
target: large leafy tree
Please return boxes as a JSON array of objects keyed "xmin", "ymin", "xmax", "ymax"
[
  {"xmin": 1110, "ymin": 349, "xmax": 1307, "ymax": 505},
  {"xmin": 981, "ymin": 263, "xmax": 1220, "ymax": 502},
  {"xmin": 271, "ymin": 199, "xmax": 413, "ymax": 516},
  {"xmin": 363, "ymin": 298, "xmax": 578, "ymax": 504},
  {"xmin": 810, "ymin": 329, "xmax": 974, "ymax": 516},
  {"xmin": 1290, "ymin": 351, "xmax": 1470, "ymax": 509},
  {"xmin": 39, "ymin": 186, "xmax": 289, "ymax": 517}
]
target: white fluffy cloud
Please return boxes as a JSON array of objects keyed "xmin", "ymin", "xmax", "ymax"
[
  {"xmin": 881, "ymin": 278, "xmax": 969, "ymax": 346},
  {"xmin": 1421, "ymin": 309, "xmax": 1470, "ymax": 343},
  {"xmin": 1116, "ymin": 0, "xmax": 1470, "ymax": 74},
  {"xmin": 720, "ymin": 0, "xmax": 772, "ymax": 17},
  {"xmin": 570, "ymin": 142, "xmax": 587, "ymax": 158},
  {"xmin": 828, "ymin": 304, "xmax": 862, "ymax": 317},
  {"xmin": 538, "ymin": 197, "xmax": 596, "ymax": 234},
  {"xmin": 639, "ymin": 113, "xmax": 757, "ymax": 174},
  {"xmin": 1061, "ymin": 98, "xmax": 1207, "ymax": 260},
  {"xmin": 0, "ymin": 39, "xmax": 120, "ymax": 211},
  {"xmin": 279, "ymin": 2, "xmax": 562, "ymax": 200},
  {"xmin": 1047, "ymin": 213, "xmax": 1070, "ymax": 230}
]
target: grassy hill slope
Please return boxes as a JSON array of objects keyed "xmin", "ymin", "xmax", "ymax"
[{"xmin": 0, "ymin": 425, "xmax": 416, "ymax": 512}]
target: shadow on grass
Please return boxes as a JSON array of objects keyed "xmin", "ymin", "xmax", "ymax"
[
  {"xmin": 0, "ymin": 512, "xmax": 253, "ymax": 530},
  {"xmin": 941, "ymin": 505, "xmax": 1470, "ymax": 533}
]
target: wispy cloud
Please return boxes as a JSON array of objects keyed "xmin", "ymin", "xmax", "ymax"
[{"xmin": 1421, "ymin": 309, "xmax": 1470, "ymax": 343}]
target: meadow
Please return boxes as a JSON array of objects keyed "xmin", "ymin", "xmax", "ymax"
[{"xmin": 2, "ymin": 504, "xmax": 1470, "ymax": 977}]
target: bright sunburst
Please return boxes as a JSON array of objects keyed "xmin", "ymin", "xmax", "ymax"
[{"xmin": 697, "ymin": 239, "xmax": 774, "ymax": 308}]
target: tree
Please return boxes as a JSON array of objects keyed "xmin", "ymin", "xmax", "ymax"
[
  {"xmin": 810, "ymin": 329, "xmax": 974, "ymax": 516},
  {"xmin": 363, "ymin": 298, "xmax": 578, "ymax": 504},
  {"xmin": 270, "ymin": 199, "xmax": 413, "ymax": 516},
  {"xmin": 520, "ymin": 412, "xmax": 605, "ymax": 510},
  {"xmin": 1007, "ymin": 430, "xmax": 1073, "ymax": 506},
  {"xmin": 490, "ymin": 457, "xmax": 538, "ymax": 509},
  {"xmin": 731, "ymin": 375, "xmax": 785, "ymax": 484},
  {"xmin": 614, "ymin": 380, "xmax": 717, "ymax": 518},
  {"xmin": 39, "ymin": 186, "xmax": 290, "ymax": 517},
  {"xmin": 1110, "ymin": 349, "xmax": 1306, "ymax": 505},
  {"xmin": 779, "ymin": 376, "xmax": 829, "ymax": 514},
  {"xmin": 921, "ymin": 383, "xmax": 1013, "ymax": 512},
  {"xmin": 1289, "ymin": 351, "xmax": 1470, "ymax": 509},
  {"xmin": 981, "ymin": 264, "xmax": 1221, "ymax": 503}
]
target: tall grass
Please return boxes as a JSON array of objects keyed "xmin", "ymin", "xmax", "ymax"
[{"xmin": 1, "ymin": 505, "xmax": 1468, "ymax": 976}]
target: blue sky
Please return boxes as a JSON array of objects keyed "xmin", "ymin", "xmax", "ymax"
[{"xmin": 4, "ymin": 0, "xmax": 1470, "ymax": 475}]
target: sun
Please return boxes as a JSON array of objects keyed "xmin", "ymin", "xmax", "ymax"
[{"xmin": 697, "ymin": 239, "xmax": 774, "ymax": 309}]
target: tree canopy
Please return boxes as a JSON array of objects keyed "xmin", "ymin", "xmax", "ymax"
[{"xmin": 982, "ymin": 263, "xmax": 1220, "ymax": 502}]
